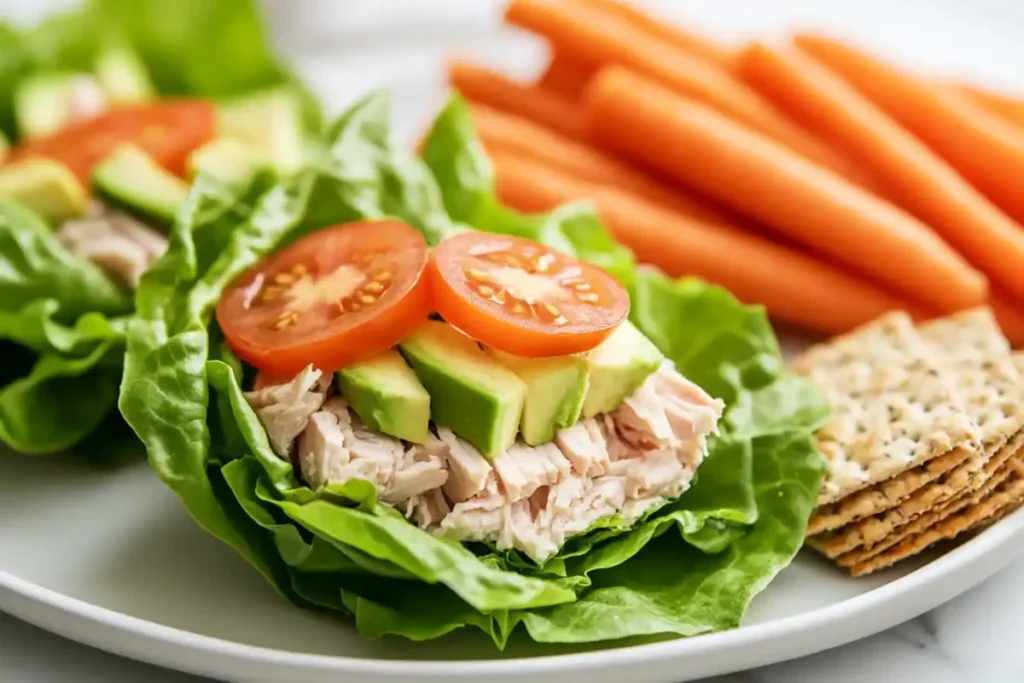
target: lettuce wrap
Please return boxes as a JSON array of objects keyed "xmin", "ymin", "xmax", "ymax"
[
  {"xmin": 0, "ymin": 0, "xmax": 318, "ymax": 454},
  {"xmin": 118, "ymin": 91, "xmax": 830, "ymax": 646}
]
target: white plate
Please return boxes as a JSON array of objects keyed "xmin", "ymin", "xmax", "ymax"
[{"xmin": 3, "ymin": 1, "xmax": 1024, "ymax": 682}]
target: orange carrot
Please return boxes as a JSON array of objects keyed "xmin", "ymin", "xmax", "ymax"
[
  {"xmin": 795, "ymin": 34, "xmax": 1024, "ymax": 228},
  {"xmin": 585, "ymin": 0, "xmax": 735, "ymax": 69},
  {"xmin": 448, "ymin": 60, "xmax": 588, "ymax": 140},
  {"xmin": 955, "ymin": 84, "xmax": 1024, "ymax": 128},
  {"xmin": 504, "ymin": 0, "xmax": 873, "ymax": 186},
  {"xmin": 992, "ymin": 291, "xmax": 1024, "ymax": 347},
  {"xmin": 491, "ymin": 148, "xmax": 911, "ymax": 333},
  {"xmin": 537, "ymin": 52, "xmax": 595, "ymax": 98},
  {"xmin": 469, "ymin": 102, "xmax": 727, "ymax": 222},
  {"xmin": 738, "ymin": 42, "xmax": 1024, "ymax": 303},
  {"xmin": 584, "ymin": 66, "xmax": 988, "ymax": 313}
]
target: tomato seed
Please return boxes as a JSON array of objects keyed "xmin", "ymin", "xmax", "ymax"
[
  {"xmin": 577, "ymin": 292, "xmax": 599, "ymax": 303},
  {"xmin": 359, "ymin": 294, "xmax": 376, "ymax": 305},
  {"xmin": 374, "ymin": 270, "xmax": 392, "ymax": 282},
  {"xmin": 274, "ymin": 272, "xmax": 295, "ymax": 285},
  {"xmin": 365, "ymin": 281, "xmax": 384, "ymax": 294},
  {"xmin": 512, "ymin": 303, "xmax": 526, "ymax": 314},
  {"xmin": 467, "ymin": 267, "xmax": 489, "ymax": 282},
  {"xmin": 478, "ymin": 285, "xmax": 495, "ymax": 297},
  {"xmin": 543, "ymin": 302, "xmax": 561, "ymax": 317}
]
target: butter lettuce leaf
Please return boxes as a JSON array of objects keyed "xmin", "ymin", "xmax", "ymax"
[{"xmin": 119, "ymin": 90, "xmax": 829, "ymax": 647}]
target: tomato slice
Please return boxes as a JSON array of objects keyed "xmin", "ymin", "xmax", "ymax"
[
  {"xmin": 4, "ymin": 100, "xmax": 215, "ymax": 182},
  {"xmin": 217, "ymin": 221, "xmax": 432, "ymax": 377},
  {"xmin": 429, "ymin": 232, "xmax": 629, "ymax": 357}
]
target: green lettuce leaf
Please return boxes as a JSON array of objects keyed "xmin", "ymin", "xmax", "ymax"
[
  {"xmin": 0, "ymin": 200, "xmax": 133, "ymax": 453},
  {"xmin": 120, "ymin": 89, "xmax": 829, "ymax": 647},
  {"xmin": 0, "ymin": 0, "xmax": 320, "ymax": 140}
]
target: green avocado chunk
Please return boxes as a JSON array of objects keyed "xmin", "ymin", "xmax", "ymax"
[
  {"xmin": 335, "ymin": 350, "xmax": 430, "ymax": 444},
  {"xmin": 188, "ymin": 138, "xmax": 265, "ymax": 183},
  {"xmin": 92, "ymin": 144, "xmax": 189, "ymax": 226},
  {"xmin": 217, "ymin": 88, "xmax": 305, "ymax": 173},
  {"xmin": 14, "ymin": 72, "xmax": 84, "ymax": 139},
  {"xmin": 0, "ymin": 158, "xmax": 88, "ymax": 223},
  {"xmin": 94, "ymin": 43, "xmax": 155, "ymax": 104},
  {"xmin": 582, "ymin": 320, "xmax": 663, "ymax": 418},
  {"xmin": 485, "ymin": 347, "xmax": 589, "ymax": 446},
  {"xmin": 400, "ymin": 321, "xmax": 526, "ymax": 459}
]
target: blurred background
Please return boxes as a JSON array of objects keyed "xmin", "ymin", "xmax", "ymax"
[{"xmin": 8, "ymin": 0, "xmax": 1024, "ymax": 146}]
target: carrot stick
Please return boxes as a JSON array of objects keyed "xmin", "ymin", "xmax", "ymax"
[
  {"xmin": 537, "ymin": 52, "xmax": 595, "ymax": 98},
  {"xmin": 584, "ymin": 66, "xmax": 988, "ymax": 313},
  {"xmin": 490, "ymin": 148, "xmax": 912, "ymax": 333},
  {"xmin": 469, "ymin": 102, "xmax": 727, "ymax": 222},
  {"xmin": 504, "ymin": 0, "xmax": 873, "ymax": 187},
  {"xmin": 992, "ymin": 291, "xmax": 1024, "ymax": 347},
  {"xmin": 954, "ymin": 84, "xmax": 1024, "ymax": 128},
  {"xmin": 795, "ymin": 34, "xmax": 1024, "ymax": 227},
  {"xmin": 737, "ymin": 42, "xmax": 1024, "ymax": 303},
  {"xmin": 448, "ymin": 60, "xmax": 588, "ymax": 140},
  {"xmin": 585, "ymin": 0, "xmax": 736, "ymax": 69}
]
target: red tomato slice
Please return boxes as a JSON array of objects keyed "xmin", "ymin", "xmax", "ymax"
[
  {"xmin": 429, "ymin": 232, "xmax": 629, "ymax": 357},
  {"xmin": 217, "ymin": 221, "xmax": 432, "ymax": 377},
  {"xmin": 4, "ymin": 101, "xmax": 215, "ymax": 182}
]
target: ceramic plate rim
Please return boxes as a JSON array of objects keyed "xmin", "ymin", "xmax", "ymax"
[{"xmin": 2, "ymin": 506, "xmax": 1023, "ymax": 682}]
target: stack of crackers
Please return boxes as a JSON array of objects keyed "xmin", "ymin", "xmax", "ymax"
[{"xmin": 791, "ymin": 308, "xmax": 1024, "ymax": 577}]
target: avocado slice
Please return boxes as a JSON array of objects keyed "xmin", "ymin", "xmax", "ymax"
[
  {"xmin": 217, "ymin": 88, "xmax": 305, "ymax": 173},
  {"xmin": 92, "ymin": 145, "xmax": 189, "ymax": 226},
  {"xmin": 0, "ymin": 158, "xmax": 88, "ymax": 223},
  {"xmin": 400, "ymin": 321, "xmax": 526, "ymax": 459},
  {"xmin": 188, "ymin": 138, "xmax": 265, "ymax": 183},
  {"xmin": 582, "ymin": 321, "xmax": 663, "ymax": 418},
  {"xmin": 336, "ymin": 350, "xmax": 431, "ymax": 444},
  {"xmin": 485, "ymin": 347, "xmax": 589, "ymax": 446},
  {"xmin": 14, "ymin": 72, "xmax": 105, "ymax": 139},
  {"xmin": 15, "ymin": 72, "xmax": 77, "ymax": 139},
  {"xmin": 94, "ymin": 43, "xmax": 155, "ymax": 104}
]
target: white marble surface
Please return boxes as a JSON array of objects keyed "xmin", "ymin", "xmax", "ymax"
[{"xmin": 3, "ymin": 1, "xmax": 1024, "ymax": 682}]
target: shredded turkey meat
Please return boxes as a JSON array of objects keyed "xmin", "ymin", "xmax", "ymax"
[
  {"xmin": 55, "ymin": 202, "xmax": 169, "ymax": 288},
  {"xmin": 246, "ymin": 359, "xmax": 724, "ymax": 563}
]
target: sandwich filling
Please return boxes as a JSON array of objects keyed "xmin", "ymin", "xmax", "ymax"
[{"xmin": 245, "ymin": 359, "xmax": 723, "ymax": 562}]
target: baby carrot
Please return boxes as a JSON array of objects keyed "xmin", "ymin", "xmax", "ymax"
[
  {"xmin": 584, "ymin": 66, "xmax": 988, "ymax": 312},
  {"xmin": 795, "ymin": 34, "xmax": 1024, "ymax": 230},
  {"xmin": 738, "ymin": 41, "xmax": 1024, "ymax": 303},
  {"xmin": 491, "ymin": 148, "xmax": 911, "ymax": 333},
  {"xmin": 448, "ymin": 60, "xmax": 588, "ymax": 140},
  {"xmin": 470, "ymin": 103, "xmax": 726, "ymax": 222},
  {"xmin": 537, "ymin": 52, "xmax": 595, "ymax": 98},
  {"xmin": 504, "ymin": 0, "xmax": 872, "ymax": 186}
]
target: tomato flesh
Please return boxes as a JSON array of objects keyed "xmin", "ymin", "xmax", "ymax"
[
  {"xmin": 429, "ymin": 232, "xmax": 629, "ymax": 357},
  {"xmin": 4, "ymin": 100, "xmax": 215, "ymax": 181},
  {"xmin": 217, "ymin": 221, "xmax": 432, "ymax": 377}
]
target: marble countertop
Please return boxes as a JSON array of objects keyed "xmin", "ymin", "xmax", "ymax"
[
  {"xmin": 3, "ymin": 1, "xmax": 1023, "ymax": 682},
  {"xmin": 4, "ymin": 554, "xmax": 1023, "ymax": 682}
]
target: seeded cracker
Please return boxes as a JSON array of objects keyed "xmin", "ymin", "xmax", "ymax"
[
  {"xmin": 849, "ymin": 470, "xmax": 1024, "ymax": 577},
  {"xmin": 790, "ymin": 312, "xmax": 979, "ymax": 509},
  {"xmin": 815, "ymin": 309, "xmax": 1018, "ymax": 559},
  {"xmin": 834, "ymin": 428, "xmax": 1024, "ymax": 569}
]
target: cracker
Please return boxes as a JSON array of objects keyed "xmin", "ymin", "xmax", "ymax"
[
  {"xmin": 790, "ymin": 312, "xmax": 979, "ymax": 506},
  {"xmin": 849, "ymin": 469, "xmax": 1024, "ymax": 577},
  {"xmin": 814, "ymin": 310, "xmax": 1020, "ymax": 556},
  {"xmin": 919, "ymin": 309, "xmax": 1023, "ymax": 453},
  {"xmin": 807, "ymin": 444, "xmax": 973, "ymax": 535},
  {"xmin": 834, "ymin": 429, "xmax": 1024, "ymax": 568}
]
